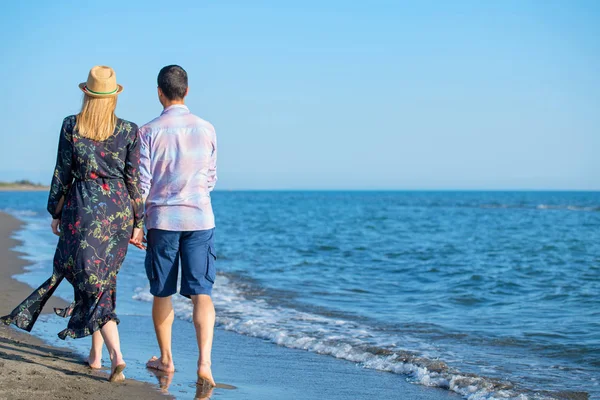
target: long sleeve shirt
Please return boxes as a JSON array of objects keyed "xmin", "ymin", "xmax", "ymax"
[
  {"xmin": 47, "ymin": 116, "xmax": 144, "ymax": 229},
  {"xmin": 138, "ymin": 105, "xmax": 217, "ymax": 231}
]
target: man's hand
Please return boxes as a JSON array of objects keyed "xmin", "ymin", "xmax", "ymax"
[
  {"xmin": 51, "ymin": 218, "xmax": 61, "ymax": 236},
  {"xmin": 129, "ymin": 227, "xmax": 146, "ymax": 250}
]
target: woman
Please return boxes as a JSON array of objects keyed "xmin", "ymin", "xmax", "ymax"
[{"xmin": 0, "ymin": 66, "xmax": 144, "ymax": 382}]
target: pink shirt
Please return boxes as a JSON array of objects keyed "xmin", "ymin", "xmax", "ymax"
[{"xmin": 139, "ymin": 105, "xmax": 217, "ymax": 231}]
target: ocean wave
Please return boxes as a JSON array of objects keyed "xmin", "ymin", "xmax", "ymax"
[
  {"xmin": 536, "ymin": 204, "xmax": 599, "ymax": 212},
  {"xmin": 132, "ymin": 277, "xmax": 563, "ymax": 400},
  {"xmin": 478, "ymin": 204, "xmax": 599, "ymax": 212},
  {"xmin": 1, "ymin": 208, "xmax": 41, "ymax": 217},
  {"xmin": 6, "ymin": 197, "xmax": 596, "ymax": 399}
]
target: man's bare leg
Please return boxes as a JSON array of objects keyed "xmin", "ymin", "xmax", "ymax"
[
  {"xmin": 87, "ymin": 330, "xmax": 104, "ymax": 369},
  {"xmin": 191, "ymin": 294, "xmax": 216, "ymax": 386},
  {"xmin": 147, "ymin": 296, "xmax": 176, "ymax": 372}
]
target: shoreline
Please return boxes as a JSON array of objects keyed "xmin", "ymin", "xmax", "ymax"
[
  {"xmin": 0, "ymin": 186, "xmax": 49, "ymax": 192},
  {"xmin": 0, "ymin": 212, "xmax": 169, "ymax": 400}
]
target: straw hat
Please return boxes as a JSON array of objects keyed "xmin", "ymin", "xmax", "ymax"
[{"xmin": 78, "ymin": 66, "xmax": 123, "ymax": 97}]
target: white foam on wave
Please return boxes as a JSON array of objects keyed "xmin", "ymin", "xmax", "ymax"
[
  {"xmin": 132, "ymin": 277, "xmax": 553, "ymax": 400},
  {"xmin": 1, "ymin": 208, "xmax": 41, "ymax": 217},
  {"xmin": 478, "ymin": 204, "xmax": 598, "ymax": 212},
  {"xmin": 11, "ymin": 218, "xmax": 58, "ymax": 262},
  {"xmin": 536, "ymin": 204, "xmax": 597, "ymax": 212},
  {"xmin": 475, "ymin": 203, "xmax": 600, "ymax": 213}
]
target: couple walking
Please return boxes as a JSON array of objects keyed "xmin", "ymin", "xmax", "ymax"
[{"xmin": 0, "ymin": 65, "xmax": 217, "ymax": 386}]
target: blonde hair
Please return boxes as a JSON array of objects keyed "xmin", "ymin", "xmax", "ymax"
[{"xmin": 75, "ymin": 95, "xmax": 118, "ymax": 141}]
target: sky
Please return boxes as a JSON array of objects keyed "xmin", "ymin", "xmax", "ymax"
[{"xmin": 0, "ymin": 0, "xmax": 598, "ymax": 190}]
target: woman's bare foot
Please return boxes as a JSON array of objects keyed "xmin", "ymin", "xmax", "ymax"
[
  {"xmin": 108, "ymin": 351, "xmax": 126, "ymax": 383},
  {"xmin": 86, "ymin": 351, "xmax": 102, "ymax": 369},
  {"xmin": 109, "ymin": 362, "xmax": 126, "ymax": 383},
  {"xmin": 197, "ymin": 361, "xmax": 215, "ymax": 387},
  {"xmin": 146, "ymin": 356, "xmax": 175, "ymax": 372}
]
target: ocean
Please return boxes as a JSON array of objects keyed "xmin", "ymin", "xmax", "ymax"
[{"xmin": 1, "ymin": 190, "xmax": 598, "ymax": 399}]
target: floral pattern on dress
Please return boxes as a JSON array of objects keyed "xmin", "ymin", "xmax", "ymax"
[{"xmin": 1, "ymin": 115, "xmax": 143, "ymax": 339}]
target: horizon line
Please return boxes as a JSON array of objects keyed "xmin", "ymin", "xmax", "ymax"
[{"xmin": 212, "ymin": 188, "xmax": 600, "ymax": 192}]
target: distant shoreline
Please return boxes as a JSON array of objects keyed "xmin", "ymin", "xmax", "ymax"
[{"xmin": 0, "ymin": 184, "xmax": 49, "ymax": 191}]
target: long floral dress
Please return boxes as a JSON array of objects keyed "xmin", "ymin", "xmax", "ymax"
[{"xmin": 0, "ymin": 115, "xmax": 143, "ymax": 339}]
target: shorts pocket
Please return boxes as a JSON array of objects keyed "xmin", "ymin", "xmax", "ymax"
[
  {"xmin": 205, "ymin": 245, "xmax": 216, "ymax": 284},
  {"xmin": 145, "ymin": 250, "xmax": 156, "ymax": 281}
]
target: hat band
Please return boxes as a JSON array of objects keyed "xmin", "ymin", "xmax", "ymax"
[{"xmin": 84, "ymin": 85, "xmax": 118, "ymax": 95}]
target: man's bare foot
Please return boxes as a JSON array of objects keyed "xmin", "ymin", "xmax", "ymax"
[
  {"xmin": 86, "ymin": 352, "xmax": 102, "ymax": 369},
  {"xmin": 197, "ymin": 361, "xmax": 215, "ymax": 387},
  {"xmin": 146, "ymin": 356, "xmax": 175, "ymax": 372}
]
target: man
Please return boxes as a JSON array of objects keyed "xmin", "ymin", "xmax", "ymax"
[{"xmin": 134, "ymin": 65, "xmax": 218, "ymax": 386}]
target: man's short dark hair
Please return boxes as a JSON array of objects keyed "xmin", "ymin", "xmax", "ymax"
[{"xmin": 157, "ymin": 65, "xmax": 188, "ymax": 100}]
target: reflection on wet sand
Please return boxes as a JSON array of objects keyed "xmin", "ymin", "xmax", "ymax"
[{"xmin": 147, "ymin": 367, "xmax": 237, "ymax": 399}]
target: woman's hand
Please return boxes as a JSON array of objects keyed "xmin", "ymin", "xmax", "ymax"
[
  {"xmin": 51, "ymin": 219, "xmax": 61, "ymax": 236},
  {"xmin": 129, "ymin": 227, "xmax": 146, "ymax": 250}
]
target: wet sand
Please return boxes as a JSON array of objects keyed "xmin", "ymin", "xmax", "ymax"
[{"xmin": 0, "ymin": 212, "xmax": 169, "ymax": 400}]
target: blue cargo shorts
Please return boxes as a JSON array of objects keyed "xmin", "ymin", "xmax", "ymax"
[{"xmin": 144, "ymin": 228, "xmax": 216, "ymax": 298}]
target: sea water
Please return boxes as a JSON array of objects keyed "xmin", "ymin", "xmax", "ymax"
[{"xmin": 1, "ymin": 190, "xmax": 598, "ymax": 399}]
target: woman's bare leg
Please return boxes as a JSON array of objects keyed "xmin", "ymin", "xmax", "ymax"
[
  {"xmin": 87, "ymin": 330, "xmax": 104, "ymax": 369},
  {"xmin": 100, "ymin": 320, "xmax": 126, "ymax": 382}
]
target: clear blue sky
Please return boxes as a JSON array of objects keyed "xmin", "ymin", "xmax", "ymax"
[{"xmin": 1, "ymin": 0, "xmax": 598, "ymax": 190}]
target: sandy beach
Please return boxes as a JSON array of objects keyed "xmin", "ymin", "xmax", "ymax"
[{"xmin": 0, "ymin": 212, "xmax": 169, "ymax": 400}]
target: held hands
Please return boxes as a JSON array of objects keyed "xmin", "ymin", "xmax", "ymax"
[
  {"xmin": 54, "ymin": 220, "xmax": 146, "ymax": 250},
  {"xmin": 51, "ymin": 218, "xmax": 61, "ymax": 236},
  {"xmin": 129, "ymin": 227, "xmax": 147, "ymax": 250}
]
